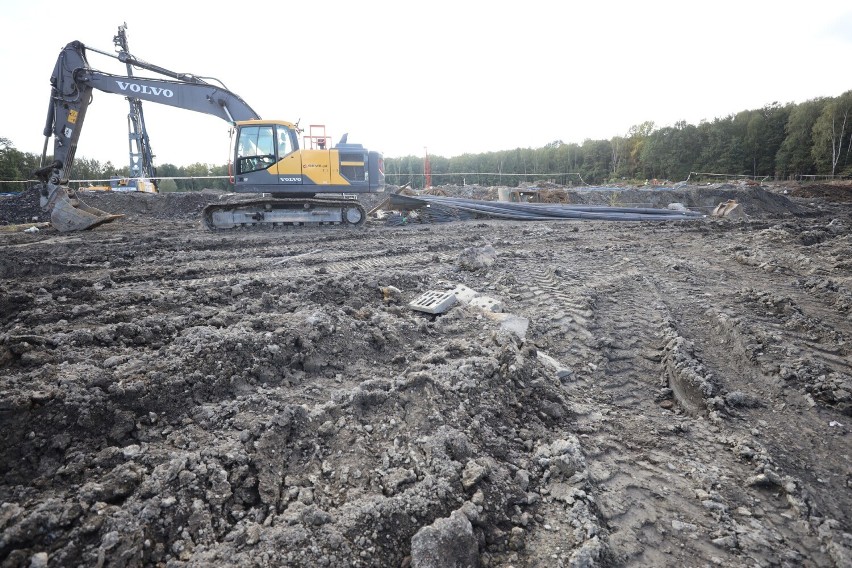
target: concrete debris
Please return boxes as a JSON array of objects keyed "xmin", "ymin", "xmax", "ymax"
[
  {"xmin": 410, "ymin": 509, "xmax": 480, "ymax": 568},
  {"xmin": 484, "ymin": 312, "xmax": 529, "ymax": 340},
  {"xmin": 469, "ymin": 296, "xmax": 502, "ymax": 313},
  {"xmin": 536, "ymin": 351, "xmax": 574, "ymax": 381},
  {"xmin": 409, "ymin": 290, "xmax": 457, "ymax": 314},
  {"xmin": 457, "ymin": 245, "xmax": 497, "ymax": 271},
  {"xmin": 449, "ymin": 284, "xmax": 478, "ymax": 304}
]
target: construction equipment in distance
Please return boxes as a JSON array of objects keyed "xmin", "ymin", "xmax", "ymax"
[
  {"xmin": 34, "ymin": 26, "xmax": 384, "ymax": 232},
  {"xmin": 84, "ymin": 175, "xmax": 156, "ymax": 193},
  {"xmin": 113, "ymin": 23, "xmax": 158, "ymax": 193}
]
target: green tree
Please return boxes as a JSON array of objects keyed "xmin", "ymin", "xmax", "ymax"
[
  {"xmin": 624, "ymin": 121, "xmax": 655, "ymax": 180},
  {"xmin": 745, "ymin": 102, "xmax": 790, "ymax": 178},
  {"xmin": 385, "ymin": 155, "xmax": 424, "ymax": 188},
  {"xmin": 610, "ymin": 135, "xmax": 625, "ymax": 179},
  {"xmin": 694, "ymin": 116, "xmax": 746, "ymax": 175},
  {"xmin": 155, "ymin": 163, "xmax": 189, "ymax": 190},
  {"xmin": 0, "ymin": 138, "xmax": 43, "ymax": 192},
  {"xmin": 579, "ymin": 139, "xmax": 612, "ymax": 184},
  {"xmin": 209, "ymin": 164, "xmax": 229, "ymax": 190},
  {"xmin": 555, "ymin": 142, "xmax": 583, "ymax": 185},
  {"xmin": 0, "ymin": 138, "xmax": 24, "ymax": 191},
  {"xmin": 70, "ymin": 157, "xmax": 105, "ymax": 185},
  {"xmin": 639, "ymin": 121, "xmax": 700, "ymax": 181},
  {"xmin": 157, "ymin": 178, "xmax": 179, "ymax": 192},
  {"xmin": 183, "ymin": 162, "xmax": 214, "ymax": 191},
  {"xmin": 776, "ymin": 98, "xmax": 826, "ymax": 178},
  {"xmin": 812, "ymin": 91, "xmax": 852, "ymax": 176}
]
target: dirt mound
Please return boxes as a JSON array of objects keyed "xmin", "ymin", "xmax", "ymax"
[
  {"xmin": 417, "ymin": 183, "xmax": 813, "ymax": 218},
  {"xmin": 672, "ymin": 183, "xmax": 813, "ymax": 216},
  {"xmin": 566, "ymin": 184, "xmax": 811, "ymax": 217},
  {"xmin": 0, "ymin": 289, "xmax": 568, "ymax": 566},
  {"xmin": 0, "ymin": 188, "xmax": 223, "ymax": 227},
  {"xmin": 79, "ymin": 190, "xmax": 223, "ymax": 221},
  {"xmin": 790, "ymin": 183, "xmax": 852, "ymax": 202},
  {"xmin": 0, "ymin": 187, "xmax": 44, "ymax": 225}
]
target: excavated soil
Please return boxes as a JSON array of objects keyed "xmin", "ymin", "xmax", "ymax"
[{"xmin": 1, "ymin": 184, "xmax": 851, "ymax": 567}]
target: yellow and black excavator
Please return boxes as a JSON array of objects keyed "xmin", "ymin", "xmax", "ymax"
[{"xmin": 34, "ymin": 31, "xmax": 384, "ymax": 232}]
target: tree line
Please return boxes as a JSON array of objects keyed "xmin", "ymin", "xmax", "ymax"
[
  {"xmin": 387, "ymin": 91, "xmax": 852, "ymax": 188},
  {"xmin": 0, "ymin": 138, "xmax": 229, "ymax": 193},
  {"xmin": 2, "ymin": 90, "xmax": 851, "ymax": 192}
]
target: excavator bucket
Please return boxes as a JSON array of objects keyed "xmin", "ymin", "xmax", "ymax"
[
  {"xmin": 711, "ymin": 199, "xmax": 744, "ymax": 219},
  {"xmin": 49, "ymin": 187, "xmax": 123, "ymax": 232}
]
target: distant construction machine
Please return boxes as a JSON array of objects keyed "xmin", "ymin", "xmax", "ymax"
[
  {"xmin": 113, "ymin": 23, "xmax": 158, "ymax": 193},
  {"xmin": 34, "ymin": 25, "xmax": 384, "ymax": 232}
]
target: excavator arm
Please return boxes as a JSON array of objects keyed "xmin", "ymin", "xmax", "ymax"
[{"xmin": 35, "ymin": 40, "xmax": 261, "ymax": 230}]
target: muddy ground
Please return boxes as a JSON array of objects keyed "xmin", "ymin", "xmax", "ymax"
[{"xmin": 0, "ymin": 183, "xmax": 850, "ymax": 567}]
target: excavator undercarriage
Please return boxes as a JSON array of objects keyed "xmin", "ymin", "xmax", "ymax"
[{"xmin": 202, "ymin": 197, "xmax": 366, "ymax": 230}]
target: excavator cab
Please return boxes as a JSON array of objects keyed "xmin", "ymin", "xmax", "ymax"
[{"xmin": 230, "ymin": 120, "xmax": 384, "ymax": 195}]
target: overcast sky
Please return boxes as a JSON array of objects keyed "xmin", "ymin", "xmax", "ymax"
[{"xmin": 2, "ymin": 0, "xmax": 851, "ymax": 172}]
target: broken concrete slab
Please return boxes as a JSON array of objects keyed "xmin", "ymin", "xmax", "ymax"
[
  {"xmin": 469, "ymin": 296, "xmax": 502, "ymax": 313},
  {"xmin": 449, "ymin": 284, "xmax": 478, "ymax": 304}
]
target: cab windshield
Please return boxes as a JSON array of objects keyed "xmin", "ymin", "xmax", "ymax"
[
  {"xmin": 236, "ymin": 125, "xmax": 275, "ymax": 174},
  {"xmin": 236, "ymin": 125, "xmax": 297, "ymax": 174}
]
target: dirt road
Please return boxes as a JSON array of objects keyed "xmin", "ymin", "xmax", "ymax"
[{"xmin": 1, "ymin": 185, "xmax": 850, "ymax": 567}]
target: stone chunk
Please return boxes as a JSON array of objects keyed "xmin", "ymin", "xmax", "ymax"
[{"xmin": 411, "ymin": 509, "xmax": 479, "ymax": 568}]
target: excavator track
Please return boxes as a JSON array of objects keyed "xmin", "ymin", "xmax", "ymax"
[{"xmin": 202, "ymin": 197, "xmax": 366, "ymax": 230}]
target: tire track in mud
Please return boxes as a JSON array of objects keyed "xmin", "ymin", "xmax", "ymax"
[
  {"xmin": 596, "ymin": 266, "xmax": 832, "ymax": 565},
  {"xmin": 645, "ymin": 237, "xmax": 852, "ymax": 524},
  {"xmin": 505, "ymin": 246, "xmax": 840, "ymax": 566},
  {"xmin": 518, "ymin": 264, "xmax": 597, "ymax": 363},
  {"xmin": 82, "ymin": 226, "xmax": 470, "ymax": 289},
  {"xmin": 99, "ymin": 250, "xmax": 448, "ymax": 290},
  {"xmin": 17, "ymin": 227, "xmax": 465, "ymax": 318},
  {"xmin": 638, "ymin": 233, "xmax": 851, "ymax": 565}
]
